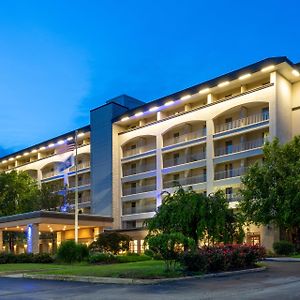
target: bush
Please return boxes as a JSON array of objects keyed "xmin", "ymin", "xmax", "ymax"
[
  {"xmin": 115, "ymin": 254, "xmax": 151, "ymax": 263},
  {"xmin": 273, "ymin": 240, "xmax": 295, "ymax": 256},
  {"xmin": 144, "ymin": 249, "xmax": 154, "ymax": 258},
  {"xmin": 88, "ymin": 252, "xmax": 116, "ymax": 264},
  {"xmin": 0, "ymin": 252, "xmax": 54, "ymax": 264},
  {"xmin": 89, "ymin": 232, "xmax": 131, "ymax": 254},
  {"xmin": 57, "ymin": 241, "xmax": 89, "ymax": 263},
  {"xmin": 180, "ymin": 244, "xmax": 266, "ymax": 273}
]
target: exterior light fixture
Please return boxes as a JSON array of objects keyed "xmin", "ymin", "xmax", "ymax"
[
  {"xmin": 121, "ymin": 116, "xmax": 129, "ymax": 122},
  {"xmin": 48, "ymin": 143, "xmax": 55, "ymax": 148},
  {"xmin": 8, "ymin": 157, "xmax": 14, "ymax": 161},
  {"xmin": 16, "ymin": 155, "xmax": 21, "ymax": 158},
  {"xmin": 164, "ymin": 100, "xmax": 174, "ymax": 106},
  {"xmin": 149, "ymin": 106, "xmax": 159, "ymax": 112},
  {"xmin": 261, "ymin": 65, "xmax": 275, "ymax": 72},
  {"xmin": 39, "ymin": 146, "xmax": 46, "ymax": 150},
  {"xmin": 31, "ymin": 149, "xmax": 37, "ymax": 153},
  {"xmin": 134, "ymin": 112, "xmax": 143, "ymax": 117},
  {"xmin": 77, "ymin": 132, "xmax": 85, "ymax": 137},
  {"xmin": 292, "ymin": 69, "xmax": 300, "ymax": 77},
  {"xmin": 218, "ymin": 81, "xmax": 229, "ymax": 87},
  {"xmin": 23, "ymin": 152, "xmax": 29, "ymax": 156},
  {"xmin": 57, "ymin": 140, "xmax": 64, "ymax": 145},
  {"xmin": 180, "ymin": 95, "xmax": 191, "ymax": 100},
  {"xmin": 239, "ymin": 73, "xmax": 251, "ymax": 80},
  {"xmin": 199, "ymin": 88, "xmax": 210, "ymax": 94},
  {"xmin": 2, "ymin": 160, "xmax": 7, "ymax": 163},
  {"xmin": 67, "ymin": 137, "xmax": 73, "ymax": 141}
]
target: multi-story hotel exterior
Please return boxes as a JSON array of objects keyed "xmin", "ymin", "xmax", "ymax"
[{"xmin": 0, "ymin": 56, "xmax": 300, "ymax": 253}]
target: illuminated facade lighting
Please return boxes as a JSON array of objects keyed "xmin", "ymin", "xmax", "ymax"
[
  {"xmin": 39, "ymin": 146, "xmax": 46, "ymax": 150},
  {"xmin": 239, "ymin": 73, "xmax": 251, "ymax": 80},
  {"xmin": 292, "ymin": 69, "xmax": 300, "ymax": 77},
  {"xmin": 218, "ymin": 81, "xmax": 229, "ymax": 87},
  {"xmin": 16, "ymin": 155, "xmax": 21, "ymax": 158},
  {"xmin": 149, "ymin": 106, "xmax": 159, "ymax": 112},
  {"xmin": 164, "ymin": 100, "xmax": 174, "ymax": 106},
  {"xmin": 180, "ymin": 95, "xmax": 191, "ymax": 100},
  {"xmin": 67, "ymin": 137, "xmax": 73, "ymax": 141},
  {"xmin": 8, "ymin": 157, "xmax": 14, "ymax": 161},
  {"xmin": 134, "ymin": 112, "xmax": 143, "ymax": 117},
  {"xmin": 48, "ymin": 143, "xmax": 55, "ymax": 148},
  {"xmin": 31, "ymin": 149, "xmax": 37, "ymax": 153},
  {"xmin": 23, "ymin": 152, "xmax": 29, "ymax": 156},
  {"xmin": 2, "ymin": 160, "xmax": 7, "ymax": 164},
  {"xmin": 77, "ymin": 132, "xmax": 85, "ymax": 137},
  {"xmin": 261, "ymin": 65, "xmax": 275, "ymax": 72},
  {"xmin": 121, "ymin": 116, "xmax": 129, "ymax": 122},
  {"xmin": 57, "ymin": 140, "xmax": 65, "ymax": 145},
  {"xmin": 199, "ymin": 88, "xmax": 210, "ymax": 94}
]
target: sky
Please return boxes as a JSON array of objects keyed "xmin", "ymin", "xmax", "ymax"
[{"xmin": 1, "ymin": 0, "xmax": 300, "ymax": 156}]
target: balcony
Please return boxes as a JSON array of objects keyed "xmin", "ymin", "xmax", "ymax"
[
  {"xmin": 123, "ymin": 162, "xmax": 156, "ymax": 177},
  {"xmin": 163, "ymin": 129, "xmax": 206, "ymax": 147},
  {"xmin": 226, "ymin": 193, "xmax": 242, "ymax": 202},
  {"xmin": 123, "ymin": 144, "xmax": 156, "ymax": 158},
  {"xmin": 69, "ymin": 178, "xmax": 90, "ymax": 188},
  {"xmin": 215, "ymin": 138, "xmax": 264, "ymax": 157},
  {"xmin": 214, "ymin": 166, "xmax": 247, "ymax": 180},
  {"xmin": 163, "ymin": 152, "xmax": 206, "ymax": 168},
  {"xmin": 122, "ymin": 204, "xmax": 156, "ymax": 215},
  {"xmin": 42, "ymin": 171, "xmax": 61, "ymax": 180},
  {"xmin": 122, "ymin": 184, "xmax": 156, "ymax": 196},
  {"xmin": 215, "ymin": 112, "xmax": 269, "ymax": 134},
  {"xmin": 69, "ymin": 161, "xmax": 90, "ymax": 172},
  {"xmin": 163, "ymin": 174, "xmax": 206, "ymax": 189}
]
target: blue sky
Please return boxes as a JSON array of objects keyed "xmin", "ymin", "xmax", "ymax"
[{"xmin": 1, "ymin": 0, "xmax": 300, "ymax": 156}]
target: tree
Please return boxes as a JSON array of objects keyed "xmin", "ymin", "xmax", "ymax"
[
  {"xmin": 146, "ymin": 187, "xmax": 244, "ymax": 246},
  {"xmin": 239, "ymin": 137, "xmax": 300, "ymax": 245},
  {"xmin": 89, "ymin": 232, "xmax": 131, "ymax": 254}
]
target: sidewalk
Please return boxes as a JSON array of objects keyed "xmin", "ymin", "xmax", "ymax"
[{"xmin": 265, "ymin": 257, "xmax": 300, "ymax": 262}]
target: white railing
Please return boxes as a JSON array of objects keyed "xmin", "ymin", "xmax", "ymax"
[
  {"xmin": 214, "ymin": 167, "xmax": 247, "ymax": 180},
  {"xmin": 215, "ymin": 138, "xmax": 265, "ymax": 157},
  {"xmin": 69, "ymin": 161, "xmax": 90, "ymax": 172},
  {"xmin": 42, "ymin": 171, "xmax": 60, "ymax": 179},
  {"xmin": 123, "ymin": 162, "xmax": 156, "ymax": 176},
  {"xmin": 122, "ymin": 204, "xmax": 156, "ymax": 215},
  {"xmin": 226, "ymin": 193, "xmax": 242, "ymax": 202},
  {"xmin": 163, "ymin": 174, "xmax": 206, "ymax": 188},
  {"xmin": 163, "ymin": 152, "xmax": 206, "ymax": 168},
  {"xmin": 163, "ymin": 128, "xmax": 206, "ymax": 147},
  {"xmin": 123, "ymin": 143, "xmax": 156, "ymax": 158},
  {"xmin": 69, "ymin": 178, "xmax": 91, "ymax": 188},
  {"xmin": 215, "ymin": 112, "xmax": 269, "ymax": 133},
  {"xmin": 122, "ymin": 184, "xmax": 156, "ymax": 196}
]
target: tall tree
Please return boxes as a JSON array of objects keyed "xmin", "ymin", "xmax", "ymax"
[
  {"xmin": 146, "ymin": 187, "xmax": 243, "ymax": 246},
  {"xmin": 239, "ymin": 137, "xmax": 300, "ymax": 244}
]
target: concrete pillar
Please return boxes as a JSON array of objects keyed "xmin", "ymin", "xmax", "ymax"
[
  {"xmin": 207, "ymin": 93, "xmax": 215, "ymax": 104},
  {"xmin": 206, "ymin": 119, "xmax": 214, "ymax": 194},
  {"xmin": 27, "ymin": 223, "xmax": 39, "ymax": 254},
  {"xmin": 184, "ymin": 103, "xmax": 191, "ymax": 112},
  {"xmin": 0, "ymin": 230, "xmax": 3, "ymax": 252},
  {"xmin": 156, "ymin": 134, "xmax": 163, "ymax": 207},
  {"xmin": 37, "ymin": 169, "xmax": 43, "ymax": 187},
  {"xmin": 241, "ymin": 85, "xmax": 247, "ymax": 93}
]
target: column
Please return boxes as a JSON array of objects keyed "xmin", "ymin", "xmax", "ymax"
[
  {"xmin": 27, "ymin": 223, "xmax": 39, "ymax": 254},
  {"xmin": 206, "ymin": 119, "xmax": 214, "ymax": 194},
  {"xmin": 156, "ymin": 134, "xmax": 163, "ymax": 207},
  {"xmin": 0, "ymin": 230, "xmax": 3, "ymax": 252}
]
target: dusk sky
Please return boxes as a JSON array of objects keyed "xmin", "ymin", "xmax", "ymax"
[{"xmin": 1, "ymin": 0, "xmax": 300, "ymax": 156}]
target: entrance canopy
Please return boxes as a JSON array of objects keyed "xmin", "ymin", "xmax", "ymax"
[{"xmin": 0, "ymin": 211, "xmax": 113, "ymax": 253}]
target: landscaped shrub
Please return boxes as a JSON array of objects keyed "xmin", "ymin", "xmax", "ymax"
[
  {"xmin": 273, "ymin": 240, "xmax": 295, "ymax": 256},
  {"xmin": 0, "ymin": 252, "xmax": 54, "ymax": 264},
  {"xmin": 57, "ymin": 241, "xmax": 89, "ymax": 263},
  {"xmin": 115, "ymin": 254, "xmax": 151, "ymax": 263},
  {"xmin": 144, "ymin": 249, "xmax": 154, "ymax": 258},
  {"xmin": 180, "ymin": 244, "xmax": 266, "ymax": 273},
  {"xmin": 76, "ymin": 243, "xmax": 89, "ymax": 262},
  {"xmin": 88, "ymin": 253, "xmax": 117, "ymax": 264}
]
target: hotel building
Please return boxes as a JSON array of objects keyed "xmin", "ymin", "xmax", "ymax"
[{"xmin": 0, "ymin": 56, "xmax": 300, "ymax": 253}]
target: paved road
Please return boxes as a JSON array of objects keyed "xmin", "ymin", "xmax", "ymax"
[{"xmin": 0, "ymin": 261, "xmax": 299, "ymax": 300}]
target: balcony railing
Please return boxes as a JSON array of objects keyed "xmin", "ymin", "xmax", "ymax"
[
  {"xmin": 42, "ymin": 171, "xmax": 61, "ymax": 180},
  {"xmin": 122, "ymin": 184, "xmax": 156, "ymax": 196},
  {"xmin": 163, "ymin": 128, "xmax": 206, "ymax": 147},
  {"xmin": 163, "ymin": 152, "xmax": 206, "ymax": 168},
  {"xmin": 226, "ymin": 193, "xmax": 242, "ymax": 202},
  {"xmin": 215, "ymin": 112, "xmax": 269, "ymax": 133},
  {"xmin": 69, "ymin": 178, "xmax": 91, "ymax": 188},
  {"xmin": 122, "ymin": 204, "xmax": 156, "ymax": 215},
  {"xmin": 69, "ymin": 161, "xmax": 90, "ymax": 172},
  {"xmin": 123, "ymin": 162, "xmax": 156, "ymax": 176},
  {"xmin": 163, "ymin": 174, "xmax": 206, "ymax": 188},
  {"xmin": 215, "ymin": 138, "xmax": 265, "ymax": 157},
  {"xmin": 123, "ymin": 143, "xmax": 156, "ymax": 158},
  {"xmin": 214, "ymin": 166, "xmax": 247, "ymax": 180}
]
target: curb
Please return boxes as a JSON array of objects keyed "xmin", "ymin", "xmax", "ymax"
[
  {"xmin": 19, "ymin": 267, "xmax": 266, "ymax": 285},
  {"xmin": 265, "ymin": 257, "xmax": 300, "ymax": 262}
]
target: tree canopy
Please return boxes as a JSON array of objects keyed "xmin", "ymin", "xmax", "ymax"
[
  {"xmin": 146, "ymin": 187, "xmax": 244, "ymax": 246},
  {"xmin": 239, "ymin": 136, "xmax": 300, "ymax": 243},
  {"xmin": 0, "ymin": 171, "xmax": 61, "ymax": 217}
]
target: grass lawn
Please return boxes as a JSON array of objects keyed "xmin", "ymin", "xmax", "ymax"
[
  {"xmin": 31, "ymin": 260, "xmax": 183, "ymax": 279},
  {"xmin": 0, "ymin": 263, "xmax": 63, "ymax": 273}
]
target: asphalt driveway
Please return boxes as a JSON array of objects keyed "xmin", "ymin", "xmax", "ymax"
[{"xmin": 0, "ymin": 261, "xmax": 299, "ymax": 300}]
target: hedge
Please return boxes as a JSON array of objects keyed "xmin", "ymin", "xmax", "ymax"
[{"xmin": 0, "ymin": 252, "xmax": 54, "ymax": 264}]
